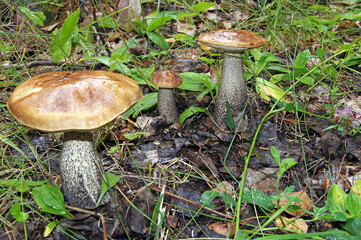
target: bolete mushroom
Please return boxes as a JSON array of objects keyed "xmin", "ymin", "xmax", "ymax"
[
  {"xmin": 198, "ymin": 29, "xmax": 267, "ymax": 128},
  {"xmin": 151, "ymin": 70, "xmax": 183, "ymax": 123},
  {"xmin": 7, "ymin": 70, "xmax": 143, "ymax": 208}
]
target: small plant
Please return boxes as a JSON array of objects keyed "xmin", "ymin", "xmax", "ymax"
[{"xmin": 324, "ymin": 103, "xmax": 361, "ymax": 135}]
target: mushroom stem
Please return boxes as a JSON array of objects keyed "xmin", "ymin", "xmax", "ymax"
[
  {"xmin": 157, "ymin": 88, "xmax": 179, "ymax": 123},
  {"xmin": 60, "ymin": 131, "xmax": 107, "ymax": 208},
  {"xmin": 215, "ymin": 52, "xmax": 247, "ymax": 127}
]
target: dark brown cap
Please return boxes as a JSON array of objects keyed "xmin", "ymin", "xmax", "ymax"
[
  {"xmin": 151, "ymin": 70, "xmax": 183, "ymax": 88},
  {"xmin": 7, "ymin": 70, "xmax": 143, "ymax": 132}
]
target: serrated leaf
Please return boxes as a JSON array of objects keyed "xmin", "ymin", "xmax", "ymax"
[
  {"xmin": 50, "ymin": 8, "xmax": 80, "ymax": 63},
  {"xmin": 179, "ymin": 107, "xmax": 208, "ymax": 125},
  {"xmin": 97, "ymin": 172, "xmax": 120, "ymax": 206}
]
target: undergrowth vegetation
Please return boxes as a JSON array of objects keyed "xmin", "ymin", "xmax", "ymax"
[{"xmin": 1, "ymin": 0, "xmax": 361, "ymax": 239}]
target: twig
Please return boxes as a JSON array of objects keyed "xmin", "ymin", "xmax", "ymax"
[{"xmin": 150, "ymin": 185, "xmax": 234, "ymax": 220}]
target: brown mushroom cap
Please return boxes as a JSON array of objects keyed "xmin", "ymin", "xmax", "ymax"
[
  {"xmin": 7, "ymin": 70, "xmax": 143, "ymax": 132},
  {"xmin": 198, "ymin": 29, "xmax": 267, "ymax": 53},
  {"xmin": 151, "ymin": 70, "xmax": 183, "ymax": 88}
]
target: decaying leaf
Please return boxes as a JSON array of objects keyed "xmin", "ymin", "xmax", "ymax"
[
  {"xmin": 275, "ymin": 217, "xmax": 308, "ymax": 233},
  {"xmin": 209, "ymin": 222, "xmax": 236, "ymax": 236},
  {"xmin": 278, "ymin": 191, "xmax": 313, "ymax": 217}
]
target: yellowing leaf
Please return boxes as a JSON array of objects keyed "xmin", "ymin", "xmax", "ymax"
[{"xmin": 255, "ymin": 77, "xmax": 288, "ymax": 102}]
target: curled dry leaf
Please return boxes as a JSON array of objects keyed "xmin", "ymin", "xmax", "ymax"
[
  {"xmin": 278, "ymin": 191, "xmax": 313, "ymax": 217},
  {"xmin": 208, "ymin": 222, "xmax": 236, "ymax": 236},
  {"xmin": 275, "ymin": 217, "xmax": 308, "ymax": 233}
]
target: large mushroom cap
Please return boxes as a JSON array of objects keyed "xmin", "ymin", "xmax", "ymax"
[
  {"xmin": 198, "ymin": 29, "xmax": 267, "ymax": 53},
  {"xmin": 151, "ymin": 70, "xmax": 183, "ymax": 88},
  {"xmin": 7, "ymin": 70, "xmax": 143, "ymax": 132}
]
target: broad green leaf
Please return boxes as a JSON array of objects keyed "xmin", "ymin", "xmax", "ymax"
[
  {"xmin": 147, "ymin": 16, "xmax": 173, "ymax": 32},
  {"xmin": 178, "ymin": 72, "xmax": 210, "ymax": 92},
  {"xmin": 328, "ymin": 184, "xmax": 347, "ymax": 213},
  {"xmin": 193, "ymin": 1, "xmax": 216, "ymax": 12},
  {"xmin": 225, "ymin": 102, "xmax": 235, "ymax": 132},
  {"xmin": 33, "ymin": 185, "xmax": 72, "ymax": 217},
  {"xmin": 179, "ymin": 107, "xmax": 208, "ymax": 125},
  {"xmin": 200, "ymin": 190, "xmax": 236, "ymax": 209},
  {"xmin": 97, "ymin": 172, "xmax": 121, "ymax": 206},
  {"xmin": 50, "ymin": 8, "xmax": 80, "ymax": 63},
  {"xmin": 299, "ymin": 76, "xmax": 315, "ymax": 85},
  {"xmin": 346, "ymin": 192, "xmax": 361, "ymax": 216},
  {"xmin": 44, "ymin": 221, "xmax": 58, "ymax": 237},
  {"xmin": 243, "ymin": 190, "xmax": 275, "ymax": 211},
  {"xmin": 147, "ymin": 32, "xmax": 169, "ymax": 51},
  {"xmin": 10, "ymin": 203, "xmax": 29, "ymax": 222},
  {"xmin": 122, "ymin": 92, "xmax": 158, "ymax": 119},
  {"xmin": 342, "ymin": 217, "xmax": 361, "ymax": 236},
  {"xmin": 255, "ymin": 78, "xmax": 288, "ymax": 102},
  {"xmin": 294, "ymin": 49, "xmax": 312, "ymax": 69}
]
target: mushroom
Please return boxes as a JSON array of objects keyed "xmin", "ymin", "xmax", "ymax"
[
  {"xmin": 151, "ymin": 70, "xmax": 183, "ymax": 123},
  {"xmin": 198, "ymin": 29, "xmax": 267, "ymax": 128},
  {"xmin": 7, "ymin": 70, "xmax": 143, "ymax": 208}
]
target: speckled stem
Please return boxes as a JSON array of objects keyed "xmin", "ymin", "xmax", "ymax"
[
  {"xmin": 60, "ymin": 131, "xmax": 107, "ymax": 208},
  {"xmin": 157, "ymin": 88, "xmax": 179, "ymax": 123},
  {"xmin": 215, "ymin": 52, "xmax": 247, "ymax": 128}
]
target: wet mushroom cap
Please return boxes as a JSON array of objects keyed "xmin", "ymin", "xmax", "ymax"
[
  {"xmin": 198, "ymin": 29, "xmax": 267, "ymax": 52},
  {"xmin": 151, "ymin": 70, "xmax": 183, "ymax": 88},
  {"xmin": 7, "ymin": 70, "xmax": 143, "ymax": 132}
]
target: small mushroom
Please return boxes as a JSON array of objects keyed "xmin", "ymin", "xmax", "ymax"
[
  {"xmin": 198, "ymin": 29, "xmax": 267, "ymax": 128},
  {"xmin": 151, "ymin": 70, "xmax": 183, "ymax": 123},
  {"xmin": 7, "ymin": 70, "xmax": 143, "ymax": 208}
]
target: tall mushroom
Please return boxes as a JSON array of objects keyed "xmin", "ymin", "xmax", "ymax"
[
  {"xmin": 198, "ymin": 29, "xmax": 267, "ymax": 128},
  {"xmin": 7, "ymin": 70, "xmax": 143, "ymax": 208},
  {"xmin": 151, "ymin": 70, "xmax": 183, "ymax": 123}
]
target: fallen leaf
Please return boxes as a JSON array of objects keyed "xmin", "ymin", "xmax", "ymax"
[
  {"xmin": 278, "ymin": 191, "xmax": 313, "ymax": 217},
  {"xmin": 275, "ymin": 217, "xmax": 308, "ymax": 233}
]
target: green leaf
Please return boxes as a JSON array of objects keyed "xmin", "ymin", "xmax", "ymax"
[
  {"xmin": 283, "ymin": 185, "xmax": 295, "ymax": 195},
  {"xmin": 346, "ymin": 192, "xmax": 361, "ymax": 216},
  {"xmin": 0, "ymin": 179, "xmax": 46, "ymax": 193},
  {"xmin": 33, "ymin": 185, "xmax": 72, "ymax": 217},
  {"xmin": 10, "ymin": 203, "xmax": 29, "ymax": 222},
  {"xmin": 271, "ymin": 146, "xmax": 281, "ymax": 164},
  {"xmin": 328, "ymin": 184, "xmax": 347, "ymax": 213},
  {"xmin": 351, "ymin": 179, "xmax": 361, "ymax": 197},
  {"xmin": 342, "ymin": 217, "xmax": 361, "ymax": 236},
  {"xmin": 294, "ymin": 49, "xmax": 312, "ymax": 69},
  {"xmin": 243, "ymin": 190, "xmax": 275, "ymax": 211},
  {"xmin": 179, "ymin": 107, "xmax": 208, "ymax": 125},
  {"xmin": 44, "ymin": 221, "xmax": 58, "ymax": 237},
  {"xmin": 299, "ymin": 76, "xmax": 315, "ymax": 85},
  {"xmin": 225, "ymin": 102, "xmax": 235, "ymax": 132},
  {"xmin": 255, "ymin": 78, "xmax": 288, "ymax": 102},
  {"xmin": 178, "ymin": 72, "xmax": 210, "ymax": 92},
  {"xmin": 193, "ymin": 1, "xmax": 216, "ymax": 12},
  {"xmin": 97, "ymin": 172, "xmax": 121, "ymax": 206},
  {"xmin": 147, "ymin": 16, "xmax": 173, "ymax": 32},
  {"xmin": 18, "ymin": 6, "xmax": 46, "ymax": 27},
  {"xmin": 50, "ymin": 8, "xmax": 80, "ymax": 63},
  {"xmin": 122, "ymin": 92, "xmax": 158, "ymax": 119},
  {"xmin": 147, "ymin": 32, "xmax": 169, "ymax": 51},
  {"xmin": 200, "ymin": 190, "xmax": 236, "ymax": 209},
  {"xmin": 123, "ymin": 132, "xmax": 150, "ymax": 140}
]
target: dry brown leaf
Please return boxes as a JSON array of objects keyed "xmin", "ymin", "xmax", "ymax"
[
  {"xmin": 275, "ymin": 217, "xmax": 308, "ymax": 233},
  {"xmin": 209, "ymin": 222, "xmax": 236, "ymax": 236},
  {"xmin": 278, "ymin": 191, "xmax": 313, "ymax": 217}
]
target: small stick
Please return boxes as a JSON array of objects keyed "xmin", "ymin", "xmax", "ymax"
[{"xmin": 150, "ymin": 186, "xmax": 233, "ymax": 220}]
